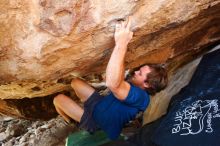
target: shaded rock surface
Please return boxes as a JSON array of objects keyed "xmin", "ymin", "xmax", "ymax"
[
  {"xmin": 0, "ymin": 0, "xmax": 220, "ymax": 121},
  {"xmin": 0, "ymin": 116, "xmax": 75, "ymax": 146}
]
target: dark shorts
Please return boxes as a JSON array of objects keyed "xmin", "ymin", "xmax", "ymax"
[{"xmin": 79, "ymin": 91, "xmax": 103, "ymax": 133}]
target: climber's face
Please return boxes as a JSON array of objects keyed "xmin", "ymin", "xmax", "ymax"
[{"xmin": 131, "ymin": 65, "xmax": 151, "ymax": 89}]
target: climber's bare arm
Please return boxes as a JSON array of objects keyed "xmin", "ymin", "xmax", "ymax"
[{"xmin": 106, "ymin": 17, "xmax": 133, "ymax": 100}]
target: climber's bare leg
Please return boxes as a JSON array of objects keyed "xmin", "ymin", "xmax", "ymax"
[
  {"xmin": 54, "ymin": 104, "xmax": 73, "ymax": 123},
  {"xmin": 53, "ymin": 78, "xmax": 95, "ymax": 123},
  {"xmin": 53, "ymin": 94, "xmax": 84, "ymax": 123},
  {"xmin": 71, "ymin": 78, "xmax": 95, "ymax": 102}
]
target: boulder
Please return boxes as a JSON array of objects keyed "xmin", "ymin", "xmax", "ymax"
[{"xmin": 0, "ymin": 0, "xmax": 220, "ymax": 120}]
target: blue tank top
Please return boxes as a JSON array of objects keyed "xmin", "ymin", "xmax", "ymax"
[{"xmin": 93, "ymin": 83, "xmax": 150, "ymax": 140}]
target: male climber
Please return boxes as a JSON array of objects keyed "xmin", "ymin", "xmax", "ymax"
[{"xmin": 53, "ymin": 17, "xmax": 168, "ymax": 140}]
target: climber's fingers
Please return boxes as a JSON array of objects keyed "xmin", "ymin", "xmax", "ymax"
[{"xmin": 126, "ymin": 16, "xmax": 132, "ymax": 31}]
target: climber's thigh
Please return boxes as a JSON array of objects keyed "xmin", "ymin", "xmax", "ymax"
[
  {"xmin": 71, "ymin": 78, "xmax": 95, "ymax": 102},
  {"xmin": 53, "ymin": 94, "xmax": 84, "ymax": 122}
]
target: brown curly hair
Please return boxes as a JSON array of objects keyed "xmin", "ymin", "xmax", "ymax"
[
  {"xmin": 127, "ymin": 64, "xmax": 168, "ymax": 95},
  {"xmin": 144, "ymin": 64, "xmax": 168, "ymax": 95}
]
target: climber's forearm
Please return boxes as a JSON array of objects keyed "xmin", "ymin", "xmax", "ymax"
[{"xmin": 106, "ymin": 44, "xmax": 127, "ymax": 89}]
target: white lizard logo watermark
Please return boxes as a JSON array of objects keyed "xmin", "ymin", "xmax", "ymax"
[{"xmin": 171, "ymin": 99, "xmax": 220, "ymax": 135}]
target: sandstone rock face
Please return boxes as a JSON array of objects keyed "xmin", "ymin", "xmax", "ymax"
[{"xmin": 0, "ymin": 0, "xmax": 220, "ymax": 120}]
